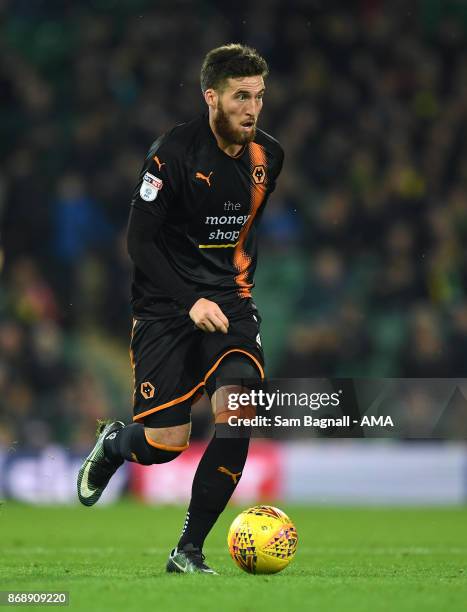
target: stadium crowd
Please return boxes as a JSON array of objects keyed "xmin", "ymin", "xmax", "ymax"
[{"xmin": 1, "ymin": 0, "xmax": 467, "ymax": 448}]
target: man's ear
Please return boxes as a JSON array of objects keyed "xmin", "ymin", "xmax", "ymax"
[{"xmin": 204, "ymin": 88, "xmax": 218, "ymax": 109}]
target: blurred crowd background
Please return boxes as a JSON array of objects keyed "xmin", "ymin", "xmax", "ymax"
[{"xmin": 1, "ymin": 0, "xmax": 467, "ymax": 450}]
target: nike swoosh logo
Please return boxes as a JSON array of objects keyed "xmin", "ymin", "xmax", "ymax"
[
  {"xmin": 80, "ymin": 460, "xmax": 97, "ymax": 498},
  {"xmin": 171, "ymin": 557, "xmax": 188, "ymax": 572}
]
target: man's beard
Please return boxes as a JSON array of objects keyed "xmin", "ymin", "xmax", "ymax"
[{"xmin": 213, "ymin": 101, "xmax": 256, "ymax": 146}]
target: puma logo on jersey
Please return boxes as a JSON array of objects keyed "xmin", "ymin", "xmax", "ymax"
[
  {"xmin": 217, "ymin": 465, "xmax": 242, "ymax": 484},
  {"xmin": 153, "ymin": 155, "xmax": 165, "ymax": 171},
  {"xmin": 196, "ymin": 171, "xmax": 213, "ymax": 187}
]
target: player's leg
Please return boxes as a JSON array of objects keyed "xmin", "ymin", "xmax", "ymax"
[
  {"xmin": 77, "ymin": 317, "xmax": 196, "ymax": 506},
  {"xmin": 103, "ymin": 403, "xmax": 191, "ymax": 466},
  {"xmin": 167, "ymin": 353, "xmax": 260, "ymax": 575},
  {"xmin": 77, "ymin": 412, "xmax": 191, "ymax": 507}
]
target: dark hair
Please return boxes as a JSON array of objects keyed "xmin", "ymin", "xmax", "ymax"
[{"xmin": 200, "ymin": 43, "xmax": 269, "ymax": 92}]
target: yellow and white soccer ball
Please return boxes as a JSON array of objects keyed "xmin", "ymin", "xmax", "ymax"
[{"xmin": 227, "ymin": 505, "xmax": 298, "ymax": 574}]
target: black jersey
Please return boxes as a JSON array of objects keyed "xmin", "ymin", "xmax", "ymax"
[{"xmin": 129, "ymin": 112, "xmax": 284, "ymax": 319}]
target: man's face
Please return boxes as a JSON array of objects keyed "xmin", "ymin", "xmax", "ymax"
[{"xmin": 209, "ymin": 76, "xmax": 265, "ymax": 146}]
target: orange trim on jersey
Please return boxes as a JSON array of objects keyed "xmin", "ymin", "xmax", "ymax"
[
  {"xmin": 133, "ymin": 348, "xmax": 264, "ymax": 421},
  {"xmin": 233, "ymin": 142, "xmax": 268, "ymax": 298},
  {"xmin": 144, "ymin": 431, "xmax": 189, "ymax": 452}
]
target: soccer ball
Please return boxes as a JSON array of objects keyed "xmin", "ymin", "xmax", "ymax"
[{"xmin": 227, "ymin": 505, "xmax": 298, "ymax": 574}]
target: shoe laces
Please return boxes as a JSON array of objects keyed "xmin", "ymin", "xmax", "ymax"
[{"xmin": 183, "ymin": 546, "xmax": 206, "ymax": 565}]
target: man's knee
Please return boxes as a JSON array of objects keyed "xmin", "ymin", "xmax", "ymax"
[
  {"xmin": 110, "ymin": 422, "xmax": 189, "ymax": 466},
  {"xmin": 212, "ymin": 385, "xmax": 256, "ymax": 424},
  {"xmin": 142, "ymin": 423, "xmax": 191, "ymax": 464}
]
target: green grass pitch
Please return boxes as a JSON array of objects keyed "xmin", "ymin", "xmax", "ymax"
[{"xmin": 1, "ymin": 501, "xmax": 466, "ymax": 611}]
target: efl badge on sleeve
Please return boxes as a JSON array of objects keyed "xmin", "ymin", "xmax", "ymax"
[{"xmin": 140, "ymin": 172, "xmax": 163, "ymax": 202}]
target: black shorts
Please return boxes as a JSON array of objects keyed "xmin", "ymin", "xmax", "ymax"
[{"xmin": 130, "ymin": 301, "xmax": 264, "ymax": 427}]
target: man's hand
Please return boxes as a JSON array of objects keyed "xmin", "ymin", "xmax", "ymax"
[{"xmin": 189, "ymin": 298, "xmax": 229, "ymax": 334}]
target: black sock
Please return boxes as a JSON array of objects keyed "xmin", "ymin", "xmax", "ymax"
[
  {"xmin": 104, "ymin": 423, "xmax": 180, "ymax": 465},
  {"xmin": 178, "ymin": 434, "xmax": 249, "ymax": 550}
]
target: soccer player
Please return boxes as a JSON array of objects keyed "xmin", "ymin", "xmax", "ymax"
[{"xmin": 77, "ymin": 43, "xmax": 284, "ymax": 574}]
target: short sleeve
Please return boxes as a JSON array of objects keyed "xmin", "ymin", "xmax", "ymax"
[{"xmin": 130, "ymin": 136, "xmax": 181, "ymax": 220}]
